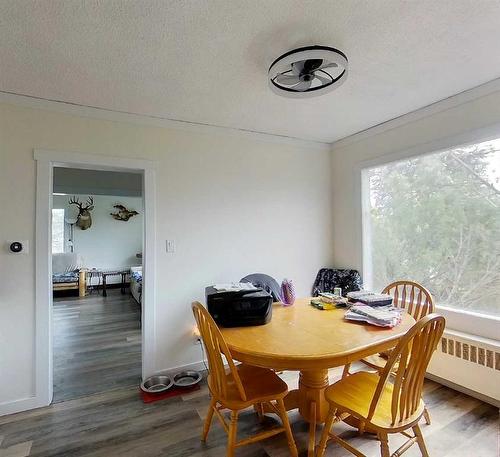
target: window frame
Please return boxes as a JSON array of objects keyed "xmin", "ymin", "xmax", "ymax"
[{"xmin": 357, "ymin": 124, "xmax": 500, "ymax": 340}]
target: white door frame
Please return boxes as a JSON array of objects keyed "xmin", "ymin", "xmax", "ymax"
[{"xmin": 34, "ymin": 149, "xmax": 157, "ymax": 407}]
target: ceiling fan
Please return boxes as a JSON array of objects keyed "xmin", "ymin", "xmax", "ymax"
[{"xmin": 268, "ymin": 45, "xmax": 348, "ymax": 98}]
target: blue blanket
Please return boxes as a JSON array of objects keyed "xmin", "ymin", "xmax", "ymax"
[{"xmin": 53, "ymin": 271, "xmax": 79, "ymax": 284}]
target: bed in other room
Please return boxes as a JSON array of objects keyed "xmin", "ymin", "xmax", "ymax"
[{"xmin": 130, "ymin": 266, "xmax": 142, "ymax": 304}]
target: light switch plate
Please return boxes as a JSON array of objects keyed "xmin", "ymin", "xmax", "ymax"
[{"xmin": 166, "ymin": 240, "xmax": 175, "ymax": 253}]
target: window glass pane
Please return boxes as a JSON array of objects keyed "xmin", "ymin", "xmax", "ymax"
[
  {"xmin": 365, "ymin": 138, "xmax": 500, "ymax": 317},
  {"xmin": 52, "ymin": 208, "xmax": 65, "ymax": 254}
]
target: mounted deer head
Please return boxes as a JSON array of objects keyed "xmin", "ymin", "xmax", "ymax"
[{"xmin": 69, "ymin": 196, "xmax": 94, "ymax": 230}]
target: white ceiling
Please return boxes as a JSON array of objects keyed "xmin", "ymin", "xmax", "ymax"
[{"xmin": 1, "ymin": 1, "xmax": 500, "ymax": 144}]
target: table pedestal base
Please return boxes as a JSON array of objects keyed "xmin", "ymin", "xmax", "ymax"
[
  {"xmin": 263, "ymin": 369, "xmax": 329, "ymax": 457},
  {"xmin": 298, "ymin": 369, "xmax": 329, "ymax": 456}
]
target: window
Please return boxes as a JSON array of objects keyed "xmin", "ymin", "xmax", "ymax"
[
  {"xmin": 52, "ymin": 208, "xmax": 65, "ymax": 254},
  {"xmin": 363, "ymin": 138, "xmax": 500, "ymax": 317}
]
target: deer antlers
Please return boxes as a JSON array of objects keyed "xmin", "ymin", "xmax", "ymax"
[
  {"xmin": 85, "ymin": 196, "xmax": 94, "ymax": 209},
  {"xmin": 68, "ymin": 196, "xmax": 94, "ymax": 210},
  {"xmin": 68, "ymin": 196, "xmax": 82, "ymax": 208}
]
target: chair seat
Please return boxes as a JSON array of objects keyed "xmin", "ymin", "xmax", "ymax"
[
  {"xmin": 361, "ymin": 352, "xmax": 391, "ymax": 371},
  {"xmin": 325, "ymin": 371, "xmax": 424, "ymax": 430},
  {"xmin": 211, "ymin": 364, "xmax": 288, "ymax": 408}
]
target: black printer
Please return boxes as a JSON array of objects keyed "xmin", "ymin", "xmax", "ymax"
[{"xmin": 205, "ymin": 286, "xmax": 273, "ymax": 327}]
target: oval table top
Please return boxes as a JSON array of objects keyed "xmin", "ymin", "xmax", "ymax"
[{"xmin": 220, "ymin": 298, "xmax": 415, "ymax": 371}]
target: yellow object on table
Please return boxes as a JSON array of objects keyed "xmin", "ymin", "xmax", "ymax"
[{"xmin": 310, "ymin": 299, "xmax": 336, "ymax": 310}]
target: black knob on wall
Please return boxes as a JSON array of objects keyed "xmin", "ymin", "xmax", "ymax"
[{"xmin": 9, "ymin": 241, "xmax": 23, "ymax": 253}]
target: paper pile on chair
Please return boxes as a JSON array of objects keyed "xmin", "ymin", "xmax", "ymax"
[{"xmin": 344, "ymin": 304, "xmax": 404, "ymax": 328}]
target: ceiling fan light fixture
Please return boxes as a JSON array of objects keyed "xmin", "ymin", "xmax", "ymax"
[{"xmin": 268, "ymin": 45, "xmax": 348, "ymax": 98}]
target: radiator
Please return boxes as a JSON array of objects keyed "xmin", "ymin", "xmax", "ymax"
[{"xmin": 427, "ymin": 329, "xmax": 500, "ymax": 405}]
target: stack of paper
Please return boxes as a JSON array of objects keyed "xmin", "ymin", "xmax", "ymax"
[
  {"xmin": 346, "ymin": 291, "xmax": 393, "ymax": 306},
  {"xmin": 345, "ymin": 304, "xmax": 404, "ymax": 328},
  {"xmin": 212, "ymin": 283, "xmax": 257, "ymax": 292},
  {"xmin": 318, "ymin": 292, "xmax": 348, "ymax": 306}
]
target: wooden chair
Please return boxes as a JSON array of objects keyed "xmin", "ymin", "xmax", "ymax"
[
  {"xmin": 342, "ymin": 280, "xmax": 435, "ymax": 424},
  {"xmin": 383, "ymin": 280, "xmax": 434, "ymax": 319},
  {"xmin": 316, "ymin": 313, "xmax": 445, "ymax": 457},
  {"xmin": 191, "ymin": 302, "xmax": 298, "ymax": 457}
]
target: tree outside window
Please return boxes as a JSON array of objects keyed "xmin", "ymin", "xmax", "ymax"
[{"xmin": 364, "ymin": 138, "xmax": 499, "ymax": 317}]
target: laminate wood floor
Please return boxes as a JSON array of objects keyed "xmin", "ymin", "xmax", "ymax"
[
  {"xmin": 1, "ymin": 369, "xmax": 497, "ymax": 456},
  {"xmin": 52, "ymin": 289, "xmax": 142, "ymax": 403}
]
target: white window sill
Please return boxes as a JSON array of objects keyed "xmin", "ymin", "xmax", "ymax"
[{"xmin": 436, "ymin": 304, "xmax": 500, "ymax": 341}]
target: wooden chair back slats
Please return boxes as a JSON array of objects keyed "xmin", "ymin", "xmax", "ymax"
[
  {"xmin": 367, "ymin": 314, "xmax": 445, "ymax": 426},
  {"xmin": 382, "ymin": 280, "xmax": 435, "ymax": 321},
  {"xmin": 192, "ymin": 302, "xmax": 247, "ymax": 402}
]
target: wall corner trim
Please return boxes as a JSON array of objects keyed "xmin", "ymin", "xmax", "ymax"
[
  {"xmin": 34, "ymin": 149, "xmax": 158, "ymax": 170},
  {"xmin": 331, "ymin": 77, "xmax": 500, "ymax": 150},
  {"xmin": 0, "ymin": 91, "xmax": 330, "ymax": 152}
]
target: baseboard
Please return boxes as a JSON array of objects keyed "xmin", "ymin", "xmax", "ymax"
[
  {"xmin": 155, "ymin": 360, "xmax": 208, "ymax": 378},
  {"xmin": 0, "ymin": 396, "xmax": 47, "ymax": 418},
  {"xmin": 425, "ymin": 373, "xmax": 499, "ymax": 408}
]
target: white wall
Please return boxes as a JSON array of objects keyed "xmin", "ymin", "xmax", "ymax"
[
  {"xmin": 0, "ymin": 102, "xmax": 333, "ymax": 411},
  {"xmin": 53, "ymin": 194, "xmax": 143, "ymax": 276}
]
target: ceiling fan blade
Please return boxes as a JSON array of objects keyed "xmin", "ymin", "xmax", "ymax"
[
  {"xmin": 291, "ymin": 80, "xmax": 312, "ymax": 91},
  {"xmin": 313, "ymin": 73, "xmax": 332, "ymax": 85},
  {"xmin": 275, "ymin": 73, "xmax": 301, "ymax": 85},
  {"xmin": 291, "ymin": 60, "xmax": 305, "ymax": 75},
  {"xmin": 318, "ymin": 62, "xmax": 338, "ymax": 70}
]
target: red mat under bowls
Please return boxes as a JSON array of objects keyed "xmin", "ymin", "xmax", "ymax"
[{"xmin": 140, "ymin": 384, "xmax": 201, "ymax": 403}]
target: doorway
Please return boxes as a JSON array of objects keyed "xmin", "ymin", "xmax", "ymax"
[
  {"xmin": 51, "ymin": 168, "xmax": 144, "ymax": 402},
  {"xmin": 35, "ymin": 150, "xmax": 156, "ymax": 408}
]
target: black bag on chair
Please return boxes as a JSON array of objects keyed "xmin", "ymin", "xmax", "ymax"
[{"xmin": 312, "ymin": 268, "xmax": 362, "ymax": 296}]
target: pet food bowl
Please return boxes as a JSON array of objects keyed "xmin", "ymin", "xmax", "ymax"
[
  {"xmin": 173, "ymin": 370, "xmax": 202, "ymax": 388},
  {"xmin": 140, "ymin": 375, "xmax": 173, "ymax": 393}
]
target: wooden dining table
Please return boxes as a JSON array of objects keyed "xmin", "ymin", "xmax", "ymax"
[{"xmin": 220, "ymin": 297, "xmax": 416, "ymax": 456}]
